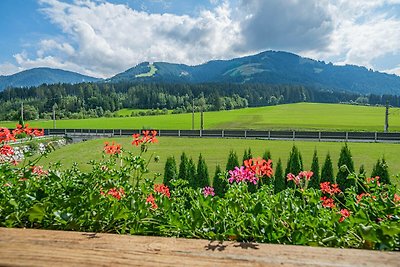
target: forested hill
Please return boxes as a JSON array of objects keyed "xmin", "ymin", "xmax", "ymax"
[
  {"xmin": 1, "ymin": 82, "xmax": 399, "ymax": 121},
  {"xmin": 108, "ymin": 51, "xmax": 400, "ymax": 95},
  {"xmin": 0, "ymin": 68, "xmax": 100, "ymax": 91}
]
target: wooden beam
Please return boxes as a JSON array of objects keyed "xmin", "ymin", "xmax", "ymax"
[{"xmin": 0, "ymin": 228, "xmax": 398, "ymax": 266}]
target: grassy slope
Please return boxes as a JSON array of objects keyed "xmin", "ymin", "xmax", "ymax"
[
  {"xmin": 39, "ymin": 137, "xmax": 400, "ymax": 186},
  {"xmin": 1, "ymin": 103, "xmax": 399, "ymax": 131}
]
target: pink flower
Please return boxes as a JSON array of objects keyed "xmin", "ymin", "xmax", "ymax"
[
  {"xmin": 203, "ymin": 186, "xmax": 215, "ymax": 197},
  {"xmin": 228, "ymin": 166, "xmax": 258, "ymax": 184}
]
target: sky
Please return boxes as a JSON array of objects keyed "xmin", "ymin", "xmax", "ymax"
[{"xmin": 0, "ymin": 0, "xmax": 400, "ymax": 78}]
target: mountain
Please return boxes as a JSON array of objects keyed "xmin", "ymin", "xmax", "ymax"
[
  {"xmin": 0, "ymin": 67, "xmax": 100, "ymax": 91},
  {"xmin": 107, "ymin": 51, "xmax": 400, "ymax": 95}
]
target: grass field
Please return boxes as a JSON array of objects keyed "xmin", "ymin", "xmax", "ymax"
[
  {"xmin": 39, "ymin": 136, "xmax": 400, "ymax": 186},
  {"xmin": 1, "ymin": 103, "xmax": 400, "ymax": 131},
  {"xmin": 115, "ymin": 109, "xmax": 170, "ymax": 116}
]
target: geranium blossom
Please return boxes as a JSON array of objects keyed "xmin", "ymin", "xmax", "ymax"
[
  {"xmin": 31, "ymin": 166, "xmax": 48, "ymax": 176},
  {"xmin": 0, "ymin": 145, "xmax": 14, "ymax": 156},
  {"xmin": 101, "ymin": 187, "xmax": 125, "ymax": 200},
  {"xmin": 244, "ymin": 157, "xmax": 273, "ymax": 177},
  {"xmin": 146, "ymin": 194, "xmax": 158, "ymax": 209},
  {"xmin": 320, "ymin": 182, "xmax": 341, "ymax": 195},
  {"xmin": 287, "ymin": 171, "xmax": 313, "ymax": 187},
  {"xmin": 339, "ymin": 209, "xmax": 351, "ymax": 222},
  {"xmin": 228, "ymin": 166, "xmax": 258, "ymax": 184},
  {"xmin": 154, "ymin": 184, "xmax": 170, "ymax": 198},
  {"xmin": 132, "ymin": 130, "xmax": 158, "ymax": 146},
  {"xmin": 0, "ymin": 128, "xmax": 16, "ymax": 143},
  {"xmin": 104, "ymin": 142, "xmax": 122, "ymax": 155},
  {"xmin": 320, "ymin": 196, "xmax": 336, "ymax": 208},
  {"xmin": 203, "ymin": 186, "xmax": 215, "ymax": 197},
  {"xmin": 366, "ymin": 176, "xmax": 381, "ymax": 187}
]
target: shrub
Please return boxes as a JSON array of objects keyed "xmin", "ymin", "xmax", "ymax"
[
  {"xmin": 226, "ymin": 150, "xmax": 239, "ymax": 171},
  {"xmin": 274, "ymin": 158, "xmax": 286, "ymax": 193},
  {"xmin": 242, "ymin": 148, "xmax": 252, "ymax": 164},
  {"xmin": 321, "ymin": 152, "xmax": 335, "ymax": 184},
  {"xmin": 163, "ymin": 156, "xmax": 177, "ymax": 189},
  {"xmin": 309, "ymin": 149, "xmax": 320, "ymax": 189},
  {"xmin": 178, "ymin": 152, "xmax": 189, "ymax": 182},
  {"xmin": 337, "ymin": 143, "xmax": 355, "ymax": 191},
  {"xmin": 212, "ymin": 165, "xmax": 227, "ymax": 197},
  {"xmin": 285, "ymin": 145, "xmax": 303, "ymax": 187},
  {"xmin": 371, "ymin": 157, "xmax": 391, "ymax": 184},
  {"xmin": 196, "ymin": 154, "xmax": 210, "ymax": 188}
]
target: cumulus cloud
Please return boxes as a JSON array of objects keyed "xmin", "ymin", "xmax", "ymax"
[
  {"xmin": 3, "ymin": 0, "xmax": 400, "ymax": 78},
  {"xmin": 11, "ymin": 0, "xmax": 241, "ymax": 77},
  {"xmin": 236, "ymin": 0, "xmax": 334, "ymax": 52}
]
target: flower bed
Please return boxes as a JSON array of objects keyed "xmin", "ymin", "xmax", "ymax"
[{"xmin": 0, "ymin": 127, "xmax": 399, "ymax": 250}]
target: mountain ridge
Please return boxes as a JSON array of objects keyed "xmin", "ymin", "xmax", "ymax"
[
  {"xmin": 0, "ymin": 67, "xmax": 101, "ymax": 91},
  {"xmin": 1, "ymin": 51, "xmax": 400, "ymax": 95}
]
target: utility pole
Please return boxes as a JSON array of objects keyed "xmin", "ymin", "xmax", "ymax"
[
  {"xmin": 192, "ymin": 99, "xmax": 195, "ymax": 130},
  {"xmin": 384, "ymin": 100, "xmax": 389, "ymax": 133},
  {"xmin": 200, "ymin": 107, "xmax": 204, "ymax": 131},
  {"xmin": 20, "ymin": 102, "xmax": 24, "ymax": 123},
  {"xmin": 53, "ymin": 104, "xmax": 57, "ymax": 129}
]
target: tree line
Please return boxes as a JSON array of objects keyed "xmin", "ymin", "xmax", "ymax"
[
  {"xmin": 163, "ymin": 144, "xmax": 391, "ymax": 196},
  {"xmin": 1, "ymin": 81, "xmax": 400, "ymax": 121}
]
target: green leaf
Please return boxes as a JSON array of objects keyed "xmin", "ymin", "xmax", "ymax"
[{"xmin": 28, "ymin": 204, "xmax": 45, "ymax": 222}]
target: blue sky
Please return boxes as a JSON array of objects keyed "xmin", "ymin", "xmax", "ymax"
[{"xmin": 0, "ymin": 0, "xmax": 399, "ymax": 78}]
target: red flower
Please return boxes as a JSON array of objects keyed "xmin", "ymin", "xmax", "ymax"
[
  {"xmin": 0, "ymin": 144, "xmax": 14, "ymax": 156},
  {"xmin": 146, "ymin": 194, "xmax": 158, "ymax": 209},
  {"xmin": 154, "ymin": 184, "xmax": 170, "ymax": 198},
  {"xmin": 339, "ymin": 209, "xmax": 350, "ymax": 222},
  {"xmin": 244, "ymin": 157, "xmax": 273, "ymax": 177},
  {"xmin": 31, "ymin": 166, "xmax": 48, "ymax": 176},
  {"xmin": 320, "ymin": 182, "xmax": 341, "ymax": 195},
  {"xmin": 0, "ymin": 128, "xmax": 16, "ymax": 143},
  {"xmin": 394, "ymin": 194, "xmax": 400, "ymax": 203},
  {"xmin": 132, "ymin": 133, "xmax": 143, "ymax": 146},
  {"xmin": 104, "ymin": 142, "xmax": 122, "ymax": 155},
  {"xmin": 102, "ymin": 187, "xmax": 125, "ymax": 200},
  {"xmin": 320, "ymin": 196, "xmax": 335, "ymax": 208}
]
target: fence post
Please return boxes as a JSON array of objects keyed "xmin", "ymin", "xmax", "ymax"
[
  {"xmin": 293, "ymin": 131, "xmax": 295, "ymax": 141},
  {"xmin": 200, "ymin": 129, "xmax": 202, "ymax": 137},
  {"xmin": 222, "ymin": 130, "xmax": 224, "ymax": 138},
  {"xmin": 158, "ymin": 130, "xmax": 161, "ymax": 137},
  {"xmin": 178, "ymin": 130, "xmax": 181, "ymax": 137},
  {"xmin": 375, "ymin": 132, "xmax": 377, "ymax": 142},
  {"xmin": 244, "ymin": 130, "xmax": 247, "ymax": 138},
  {"xmin": 319, "ymin": 131, "xmax": 321, "ymax": 142},
  {"xmin": 346, "ymin": 132, "xmax": 348, "ymax": 142},
  {"xmin": 268, "ymin": 131, "xmax": 271, "ymax": 140},
  {"xmin": 119, "ymin": 129, "xmax": 122, "ymax": 136}
]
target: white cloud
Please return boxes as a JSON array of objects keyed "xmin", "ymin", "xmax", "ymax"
[
  {"xmin": 2, "ymin": 0, "xmax": 400, "ymax": 78},
  {"xmin": 10, "ymin": 0, "xmax": 241, "ymax": 78}
]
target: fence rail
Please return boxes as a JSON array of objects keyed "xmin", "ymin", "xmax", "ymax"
[{"xmin": 43, "ymin": 128, "xmax": 400, "ymax": 143}]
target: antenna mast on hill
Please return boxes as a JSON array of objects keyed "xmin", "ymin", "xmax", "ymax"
[{"xmin": 384, "ymin": 100, "xmax": 389, "ymax": 133}]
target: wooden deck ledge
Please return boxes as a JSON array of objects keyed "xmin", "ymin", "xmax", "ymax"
[{"xmin": 0, "ymin": 228, "xmax": 399, "ymax": 266}]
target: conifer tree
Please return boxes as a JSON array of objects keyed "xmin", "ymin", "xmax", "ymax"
[
  {"xmin": 163, "ymin": 156, "xmax": 177, "ymax": 189},
  {"xmin": 178, "ymin": 152, "xmax": 189, "ymax": 182},
  {"xmin": 321, "ymin": 152, "xmax": 335, "ymax": 184},
  {"xmin": 196, "ymin": 154, "xmax": 210, "ymax": 188},
  {"xmin": 262, "ymin": 150, "xmax": 272, "ymax": 165},
  {"xmin": 187, "ymin": 157, "xmax": 197, "ymax": 188},
  {"xmin": 213, "ymin": 164, "xmax": 227, "ymax": 197},
  {"xmin": 226, "ymin": 150, "xmax": 239, "ymax": 171},
  {"xmin": 285, "ymin": 145, "xmax": 303, "ymax": 175},
  {"xmin": 359, "ymin": 164, "xmax": 366, "ymax": 177},
  {"xmin": 285, "ymin": 145, "xmax": 303, "ymax": 187},
  {"xmin": 242, "ymin": 148, "xmax": 250, "ymax": 163},
  {"xmin": 309, "ymin": 149, "xmax": 320, "ymax": 189},
  {"xmin": 336, "ymin": 143, "xmax": 355, "ymax": 190},
  {"xmin": 274, "ymin": 158, "xmax": 286, "ymax": 193},
  {"xmin": 371, "ymin": 157, "xmax": 391, "ymax": 184}
]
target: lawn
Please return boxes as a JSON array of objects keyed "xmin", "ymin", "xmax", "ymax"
[
  {"xmin": 1, "ymin": 103, "xmax": 399, "ymax": 132},
  {"xmin": 39, "ymin": 136, "xmax": 400, "ymax": 185}
]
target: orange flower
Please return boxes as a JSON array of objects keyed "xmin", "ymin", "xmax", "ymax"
[
  {"xmin": 146, "ymin": 194, "xmax": 158, "ymax": 209},
  {"xmin": 104, "ymin": 142, "xmax": 122, "ymax": 154}
]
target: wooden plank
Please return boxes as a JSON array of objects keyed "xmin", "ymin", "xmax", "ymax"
[{"xmin": 0, "ymin": 228, "xmax": 399, "ymax": 267}]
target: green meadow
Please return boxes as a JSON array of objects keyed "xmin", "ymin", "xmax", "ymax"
[
  {"xmin": 40, "ymin": 136, "xmax": 400, "ymax": 185},
  {"xmin": 1, "ymin": 103, "xmax": 399, "ymax": 131}
]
